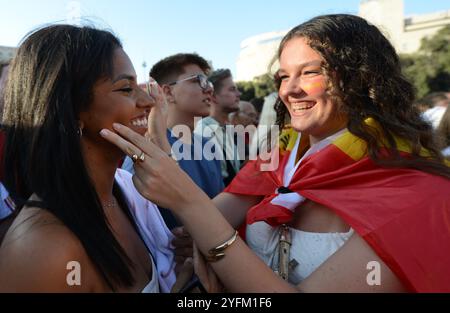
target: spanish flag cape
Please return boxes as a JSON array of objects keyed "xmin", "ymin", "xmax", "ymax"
[{"xmin": 225, "ymin": 118, "xmax": 450, "ymax": 292}]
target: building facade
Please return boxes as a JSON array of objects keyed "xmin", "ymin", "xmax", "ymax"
[
  {"xmin": 359, "ymin": 0, "xmax": 450, "ymax": 54},
  {"xmin": 235, "ymin": 31, "xmax": 287, "ymax": 82},
  {"xmin": 236, "ymin": 0, "xmax": 450, "ymax": 82}
]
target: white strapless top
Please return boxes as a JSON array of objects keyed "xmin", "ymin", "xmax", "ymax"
[
  {"xmin": 141, "ymin": 253, "xmax": 160, "ymax": 293},
  {"xmin": 115, "ymin": 169, "xmax": 176, "ymax": 292},
  {"xmin": 246, "ymin": 221, "xmax": 354, "ymax": 285}
]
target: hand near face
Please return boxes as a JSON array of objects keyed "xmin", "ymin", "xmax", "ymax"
[
  {"xmin": 99, "ymin": 123, "xmax": 210, "ymax": 211},
  {"xmin": 145, "ymin": 77, "xmax": 171, "ymax": 154}
]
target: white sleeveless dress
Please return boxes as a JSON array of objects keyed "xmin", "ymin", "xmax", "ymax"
[
  {"xmin": 247, "ymin": 222, "xmax": 353, "ymax": 285},
  {"xmin": 246, "ymin": 129, "xmax": 353, "ymax": 285},
  {"xmin": 115, "ymin": 169, "xmax": 176, "ymax": 293}
]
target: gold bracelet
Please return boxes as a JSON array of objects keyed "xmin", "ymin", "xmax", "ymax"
[{"xmin": 206, "ymin": 230, "xmax": 239, "ymax": 262}]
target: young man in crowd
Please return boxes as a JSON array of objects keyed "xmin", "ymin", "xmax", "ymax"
[
  {"xmin": 194, "ymin": 69, "xmax": 242, "ymax": 186},
  {"xmin": 229, "ymin": 101, "xmax": 259, "ymax": 162},
  {"xmin": 123, "ymin": 53, "xmax": 224, "ymax": 229}
]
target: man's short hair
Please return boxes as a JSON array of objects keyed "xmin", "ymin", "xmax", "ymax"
[
  {"xmin": 208, "ymin": 69, "xmax": 232, "ymax": 94},
  {"xmin": 150, "ymin": 53, "xmax": 211, "ymax": 85}
]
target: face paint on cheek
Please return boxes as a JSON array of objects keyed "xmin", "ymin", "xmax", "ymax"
[{"xmin": 302, "ymin": 78, "xmax": 326, "ymax": 95}]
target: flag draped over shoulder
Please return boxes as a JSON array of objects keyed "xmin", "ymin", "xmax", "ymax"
[{"xmin": 225, "ymin": 118, "xmax": 450, "ymax": 292}]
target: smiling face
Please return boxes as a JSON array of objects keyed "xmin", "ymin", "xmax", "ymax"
[
  {"xmin": 278, "ymin": 37, "xmax": 347, "ymax": 144},
  {"xmin": 80, "ymin": 48, "xmax": 153, "ymax": 143}
]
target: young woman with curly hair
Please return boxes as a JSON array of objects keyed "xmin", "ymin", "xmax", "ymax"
[{"xmin": 101, "ymin": 14, "xmax": 450, "ymax": 292}]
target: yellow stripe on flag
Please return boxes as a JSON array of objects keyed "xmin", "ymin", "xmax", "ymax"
[
  {"xmin": 279, "ymin": 126, "xmax": 298, "ymax": 155},
  {"xmin": 333, "ymin": 118, "xmax": 435, "ymax": 161}
]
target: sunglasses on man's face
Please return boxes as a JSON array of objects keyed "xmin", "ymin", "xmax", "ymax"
[{"xmin": 168, "ymin": 74, "xmax": 214, "ymax": 91}]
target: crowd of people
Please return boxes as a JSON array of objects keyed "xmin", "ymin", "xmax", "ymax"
[{"xmin": 0, "ymin": 13, "xmax": 449, "ymax": 293}]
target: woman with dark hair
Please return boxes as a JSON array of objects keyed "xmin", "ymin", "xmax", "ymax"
[
  {"xmin": 0, "ymin": 24, "xmax": 177, "ymax": 292},
  {"xmin": 101, "ymin": 14, "xmax": 450, "ymax": 292}
]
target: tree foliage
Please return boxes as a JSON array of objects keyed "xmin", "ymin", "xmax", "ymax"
[
  {"xmin": 236, "ymin": 80, "xmax": 255, "ymax": 101},
  {"xmin": 401, "ymin": 25, "xmax": 450, "ymax": 98},
  {"xmin": 237, "ymin": 73, "xmax": 277, "ymax": 103}
]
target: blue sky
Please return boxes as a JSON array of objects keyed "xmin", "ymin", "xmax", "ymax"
[{"xmin": 1, "ymin": 0, "xmax": 449, "ymax": 83}]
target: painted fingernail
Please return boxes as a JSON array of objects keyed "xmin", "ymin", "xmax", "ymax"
[
  {"xmin": 112, "ymin": 123, "xmax": 122, "ymax": 130},
  {"xmin": 100, "ymin": 129, "xmax": 109, "ymax": 137}
]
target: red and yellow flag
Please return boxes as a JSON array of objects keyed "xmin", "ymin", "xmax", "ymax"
[{"xmin": 225, "ymin": 119, "xmax": 450, "ymax": 292}]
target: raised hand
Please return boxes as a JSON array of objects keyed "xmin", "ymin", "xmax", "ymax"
[
  {"xmin": 99, "ymin": 123, "xmax": 210, "ymax": 211},
  {"xmin": 145, "ymin": 77, "xmax": 171, "ymax": 154}
]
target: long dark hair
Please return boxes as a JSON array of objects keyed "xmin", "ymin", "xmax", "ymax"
[
  {"xmin": 274, "ymin": 14, "xmax": 450, "ymax": 177},
  {"xmin": 2, "ymin": 24, "xmax": 136, "ymax": 289}
]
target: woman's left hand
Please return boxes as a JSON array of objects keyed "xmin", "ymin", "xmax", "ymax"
[
  {"xmin": 172, "ymin": 227, "xmax": 194, "ymax": 275},
  {"xmin": 170, "ymin": 258, "xmax": 194, "ymax": 293},
  {"xmin": 100, "ymin": 124, "xmax": 209, "ymax": 211}
]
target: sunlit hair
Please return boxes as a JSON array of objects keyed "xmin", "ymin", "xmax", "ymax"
[
  {"xmin": 2, "ymin": 24, "xmax": 138, "ymax": 290},
  {"xmin": 150, "ymin": 53, "xmax": 211, "ymax": 85},
  {"xmin": 274, "ymin": 14, "xmax": 450, "ymax": 177}
]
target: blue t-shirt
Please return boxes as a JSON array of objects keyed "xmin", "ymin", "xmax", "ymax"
[
  {"xmin": 0, "ymin": 182, "xmax": 15, "ymax": 220},
  {"xmin": 167, "ymin": 129, "xmax": 224, "ymax": 198}
]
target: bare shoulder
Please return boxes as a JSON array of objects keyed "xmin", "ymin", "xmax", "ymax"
[
  {"xmin": 298, "ymin": 231, "xmax": 408, "ymax": 292},
  {"xmin": 0, "ymin": 207, "xmax": 102, "ymax": 292}
]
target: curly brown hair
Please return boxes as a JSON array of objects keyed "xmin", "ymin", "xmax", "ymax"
[{"xmin": 274, "ymin": 14, "xmax": 450, "ymax": 177}]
